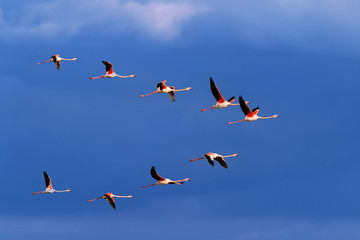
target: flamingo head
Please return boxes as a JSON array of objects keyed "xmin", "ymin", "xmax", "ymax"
[
  {"xmin": 234, "ymin": 154, "xmax": 239, "ymax": 157},
  {"xmin": 130, "ymin": 74, "xmax": 135, "ymax": 77}
]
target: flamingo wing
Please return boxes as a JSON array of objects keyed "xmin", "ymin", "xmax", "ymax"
[
  {"xmin": 252, "ymin": 107, "xmax": 259, "ymax": 115},
  {"xmin": 104, "ymin": 195, "xmax": 116, "ymax": 209},
  {"xmin": 205, "ymin": 155, "xmax": 215, "ymax": 167},
  {"xmin": 210, "ymin": 77, "xmax": 225, "ymax": 103},
  {"xmin": 239, "ymin": 96, "xmax": 252, "ymax": 116},
  {"xmin": 157, "ymin": 82, "xmax": 165, "ymax": 90},
  {"xmin": 55, "ymin": 60, "xmax": 60, "ymax": 70},
  {"xmin": 168, "ymin": 87, "xmax": 175, "ymax": 102},
  {"xmin": 151, "ymin": 166, "xmax": 165, "ymax": 181},
  {"xmin": 227, "ymin": 96, "xmax": 235, "ymax": 102},
  {"xmin": 102, "ymin": 61, "xmax": 113, "ymax": 74},
  {"xmin": 214, "ymin": 157, "xmax": 228, "ymax": 169},
  {"xmin": 43, "ymin": 171, "xmax": 53, "ymax": 189}
]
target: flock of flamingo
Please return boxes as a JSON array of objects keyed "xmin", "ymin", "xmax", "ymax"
[{"xmin": 34, "ymin": 54, "xmax": 279, "ymax": 209}]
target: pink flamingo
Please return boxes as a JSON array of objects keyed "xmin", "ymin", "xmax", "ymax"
[
  {"xmin": 189, "ymin": 153, "xmax": 238, "ymax": 168},
  {"xmin": 227, "ymin": 96, "xmax": 279, "ymax": 124},
  {"xmin": 201, "ymin": 77, "xmax": 249, "ymax": 111},
  {"xmin": 32, "ymin": 171, "xmax": 71, "ymax": 195},
  {"xmin": 36, "ymin": 54, "xmax": 77, "ymax": 70},
  {"xmin": 86, "ymin": 193, "xmax": 133, "ymax": 209},
  {"xmin": 139, "ymin": 80, "xmax": 192, "ymax": 102},
  {"xmin": 89, "ymin": 61, "xmax": 135, "ymax": 80},
  {"xmin": 142, "ymin": 166, "xmax": 190, "ymax": 188}
]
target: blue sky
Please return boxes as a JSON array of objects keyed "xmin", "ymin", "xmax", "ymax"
[{"xmin": 1, "ymin": 0, "xmax": 360, "ymax": 239}]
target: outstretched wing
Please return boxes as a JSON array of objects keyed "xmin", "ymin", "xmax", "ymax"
[
  {"xmin": 252, "ymin": 107, "xmax": 259, "ymax": 115},
  {"xmin": 227, "ymin": 96, "xmax": 235, "ymax": 103},
  {"xmin": 239, "ymin": 96, "xmax": 251, "ymax": 116},
  {"xmin": 214, "ymin": 157, "xmax": 228, "ymax": 169},
  {"xmin": 104, "ymin": 195, "xmax": 116, "ymax": 209},
  {"xmin": 210, "ymin": 78, "xmax": 225, "ymax": 103},
  {"xmin": 205, "ymin": 155, "xmax": 215, "ymax": 167},
  {"xmin": 102, "ymin": 61, "xmax": 113, "ymax": 74},
  {"xmin": 151, "ymin": 166, "xmax": 165, "ymax": 181},
  {"xmin": 168, "ymin": 87, "xmax": 175, "ymax": 102},
  {"xmin": 55, "ymin": 60, "xmax": 60, "ymax": 70},
  {"xmin": 157, "ymin": 81, "xmax": 166, "ymax": 90},
  {"xmin": 43, "ymin": 171, "xmax": 53, "ymax": 189}
]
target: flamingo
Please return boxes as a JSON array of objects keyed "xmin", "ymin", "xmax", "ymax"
[
  {"xmin": 227, "ymin": 96, "xmax": 279, "ymax": 124},
  {"xmin": 89, "ymin": 61, "xmax": 135, "ymax": 80},
  {"xmin": 189, "ymin": 153, "xmax": 238, "ymax": 168},
  {"xmin": 36, "ymin": 54, "xmax": 77, "ymax": 70},
  {"xmin": 86, "ymin": 193, "xmax": 133, "ymax": 210},
  {"xmin": 139, "ymin": 80, "xmax": 192, "ymax": 102},
  {"xmin": 32, "ymin": 171, "xmax": 71, "ymax": 195},
  {"xmin": 142, "ymin": 166, "xmax": 190, "ymax": 188},
  {"xmin": 201, "ymin": 77, "xmax": 249, "ymax": 111}
]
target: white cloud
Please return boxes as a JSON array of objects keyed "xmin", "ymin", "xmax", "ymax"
[{"xmin": 0, "ymin": 0, "xmax": 207, "ymax": 41}]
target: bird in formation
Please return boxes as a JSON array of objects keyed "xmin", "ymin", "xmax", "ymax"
[
  {"xmin": 36, "ymin": 54, "xmax": 77, "ymax": 70},
  {"xmin": 227, "ymin": 96, "xmax": 279, "ymax": 124},
  {"xmin": 139, "ymin": 80, "xmax": 192, "ymax": 102},
  {"xmin": 89, "ymin": 61, "xmax": 135, "ymax": 79},
  {"xmin": 86, "ymin": 193, "xmax": 133, "ymax": 210},
  {"xmin": 201, "ymin": 77, "xmax": 249, "ymax": 111},
  {"xmin": 32, "ymin": 171, "xmax": 71, "ymax": 195},
  {"xmin": 142, "ymin": 166, "xmax": 190, "ymax": 188},
  {"xmin": 189, "ymin": 153, "xmax": 238, "ymax": 168}
]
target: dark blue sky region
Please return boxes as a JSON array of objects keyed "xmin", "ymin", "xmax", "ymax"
[{"xmin": 0, "ymin": 1, "xmax": 360, "ymax": 239}]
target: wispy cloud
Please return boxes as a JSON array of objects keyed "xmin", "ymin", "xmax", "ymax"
[{"xmin": 0, "ymin": 0, "xmax": 207, "ymax": 41}]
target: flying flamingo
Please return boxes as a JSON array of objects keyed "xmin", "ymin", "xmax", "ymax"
[
  {"xmin": 86, "ymin": 193, "xmax": 133, "ymax": 210},
  {"xmin": 189, "ymin": 153, "xmax": 238, "ymax": 168},
  {"xmin": 89, "ymin": 61, "xmax": 135, "ymax": 80},
  {"xmin": 142, "ymin": 166, "xmax": 190, "ymax": 188},
  {"xmin": 201, "ymin": 77, "xmax": 249, "ymax": 111},
  {"xmin": 36, "ymin": 54, "xmax": 77, "ymax": 70},
  {"xmin": 32, "ymin": 171, "xmax": 71, "ymax": 195},
  {"xmin": 139, "ymin": 80, "xmax": 192, "ymax": 102},
  {"xmin": 227, "ymin": 96, "xmax": 279, "ymax": 124}
]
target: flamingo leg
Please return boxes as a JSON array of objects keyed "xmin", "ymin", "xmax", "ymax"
[
  {"xmin": 32, "ymin": 191, "xmax": 46, "ymax": 195},
  {"xmin": 142, "ymin": 183, "xmax": 157, "ymax": 188},
  {"xmin": 86, "ymin": 197, "xmax": 103, "ymax": 202},
  {"xmin": 36, "ymin": 60, "xmax": 52, "ymax": 65},
  {"xmin": 139, "ymin": 91, "xmax": 160, "ymax": 98},
  {"xmin": 201, "ymin": 107, "xmax": 215, "ymax": 112},
  {"xmin": 227, "ymin": 119, "xmax": 246, "ymax": 124},
  {"xmin": 89, "ymin": 76, "xmax": 105, "ymax": 80},
  {"xmin": 189, "ymin": 156, "xmax": 206, "ymax": 161}
]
